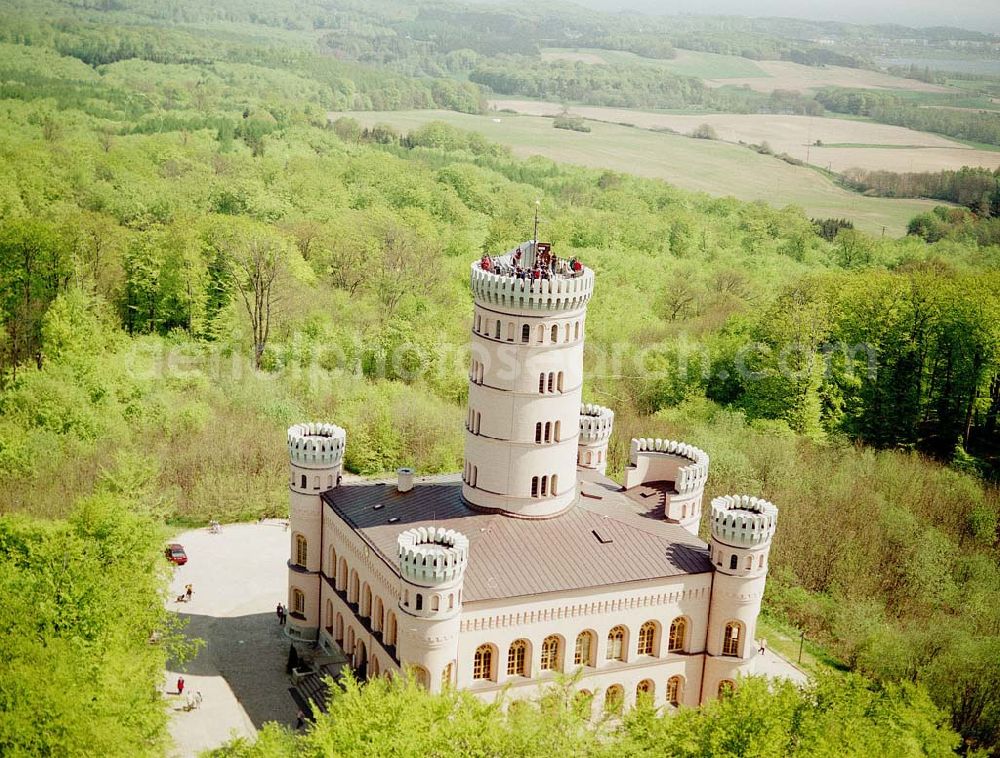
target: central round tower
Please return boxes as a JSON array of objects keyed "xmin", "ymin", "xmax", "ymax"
[{"xmin": 463, "ymin": 243, "xmax": 595, "ymax": 518}]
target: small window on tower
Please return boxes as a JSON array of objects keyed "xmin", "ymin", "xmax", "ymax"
[{"xmin": 522, "ymin": 324, "xmax": 530, "ymax": 343}]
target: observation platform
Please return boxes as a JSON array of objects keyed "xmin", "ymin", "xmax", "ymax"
[{"xmin": 470, "ymin": 242, "xmax": 594, "ymax": 313}]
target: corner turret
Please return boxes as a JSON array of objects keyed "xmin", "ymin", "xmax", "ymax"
[
  {"xmin": 396, "ymin": 527, "xmax": 469, "ymax": 692},
  {"xmin": 286, "ymin": 422, "xmax": 346, "ymax": 641},
  {"xmin": 624, "ymin": 437, "xmax": 709, "ymax": 535},
  {"xmin": 703, "ymin": 495, "xmax": 779, "ymax": 701},
  {"xmin": 578, "ymin": 404, "xmax": 614, "ymax": 474}
]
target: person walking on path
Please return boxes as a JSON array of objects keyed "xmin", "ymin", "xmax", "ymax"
[
  {"xmin": 177, "ymin": 676, "xmax": 185, "ymax": 695},
  {"xmin": 759, "ymin": 638, "xmax": 767, "ymax": 656},
  {"xmin": 295, "ymin": 709, "xmax": 305, "ymax": 729},
  {"xmin": 276, "ymin": 602, "xmax": 283, "ymax": 623},
  {"xmin": 185, "ymin": 584, "xmax": 193, "ymax": 601}
]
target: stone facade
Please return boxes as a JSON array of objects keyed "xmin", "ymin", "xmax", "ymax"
[{"xmin": 286, "ymin": 243, "xmax": 779, "ymax": 712}]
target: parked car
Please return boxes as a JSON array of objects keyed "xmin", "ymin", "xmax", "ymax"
[{"xmin": 165, "ymin": 543, "xmax": 188, "ymax": 565}]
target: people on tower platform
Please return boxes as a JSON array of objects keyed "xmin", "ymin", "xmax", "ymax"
[{"xmin": 478, "ymin": 251, "xmax": 584, "ymax": 280}]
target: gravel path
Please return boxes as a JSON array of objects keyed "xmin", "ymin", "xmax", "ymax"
[{"xmin": 164, "ymin": 522, "xmax": 298, "ymax": 757}]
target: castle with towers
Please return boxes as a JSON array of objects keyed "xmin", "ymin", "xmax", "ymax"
[{"xmin": 284, "ymin": 242, "xmax": 778, "ymax": 713}]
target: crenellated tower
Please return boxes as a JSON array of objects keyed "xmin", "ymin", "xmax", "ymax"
[
  {"xmin": 703, "ymin": 495, "xmax": 778, "ymax": 700},
  {"xmin": 396, "ymin": 526, "xmax": 469, "ymax": 692},
  {"xmin": 578, "ymin": 403, "xmax": 614, "ymax": 475},
  {"xmin": 463, "ymin": 242, "xmax": 595, "ymax": 518},
  {"xmin": 286, "ymin": 422, "xmax": 346, "ymax": 641},
  {"xmin": 624, "ymin": 437, "xmax": 709, "ymax": 535}
]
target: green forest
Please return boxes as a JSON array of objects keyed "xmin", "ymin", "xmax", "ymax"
[{"xmin": 0, "ymin": 1, "xmax": 999, "ymax": 756}]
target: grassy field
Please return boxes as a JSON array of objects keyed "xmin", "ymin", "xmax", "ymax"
[
  {"xmin": 540, "ymin": 47, "xmax": 954, "ymax": 94},
  {"xmin": 337, "ymin": 109, "xmax": 944, "ymax": 235},
  {"xmin": 489, "ymin": 99, "xmax": 1000, "ymax": 173},
  {"xmin": 541, "ymin": 47, "xmax": 770, "ymax": 79}
]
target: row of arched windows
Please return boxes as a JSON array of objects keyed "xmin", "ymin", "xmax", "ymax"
[
  {"xmin": 530, "ymin": 474, "xmax": 559, "ymax": 498},
  {"xmin": 470, "ymin": 359, "xmax": 484, "ymax": 385},
  {"xmin": 538, "ymin": 371, "xmax": 565, "ymax": 394},
  {"xmin": 710, "ymin": 544, "xmax": 767, "ymax": 572},
  {"xmin": 466, "ymin": 407, "xmax": 482, "ymax": 435},
  {"xmin": 325, "ymin": 547, "xmax": 399, "ymax": 651},
  {"xmin": 534, "ymin": 420, "xmax": 562, "ymax": 444},
  {"xmin": 472, "ymin": 618, "xmax": 693, "ymax": 682},
  {"xmin": 463, "ymin": 461, "xmax": 479, "ymax": 488},
  {"xmin": 472, "ymin": 314, "xmax": 583, "ymax": 345},
  {"xmin": 290, "ymin": 473, "xmax": 336, "ymax": 490}
]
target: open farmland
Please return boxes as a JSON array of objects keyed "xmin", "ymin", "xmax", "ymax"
[
  {"xmin": 337, "ymin": 109, "xmax": 944, "ymax": 235},
  {"xmin": 490, "ymin": 99, "xmax": 1000, "ymax": 174},
  {"xmin": 539, "ymin": 48, "xmax": 955, "ymax": 94}
]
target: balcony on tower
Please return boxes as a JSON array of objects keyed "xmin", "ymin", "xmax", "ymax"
[{"xmin": 470, "ymin": 242, "xmax": 594, "ymax": 313}]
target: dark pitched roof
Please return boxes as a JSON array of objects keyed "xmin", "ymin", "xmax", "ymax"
[{"xmin": 322, "ymin": 469, "xmax": 712, "ymax": 603}]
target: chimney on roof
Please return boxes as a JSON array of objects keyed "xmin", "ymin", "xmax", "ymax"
[{"xmin": 397, "ymin": 467, "xmax": 414, "ymax": 493}]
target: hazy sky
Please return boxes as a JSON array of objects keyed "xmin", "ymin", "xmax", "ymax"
[{"xmin": 574, "ymin": 0, "xmax": 1000, "ymax": 34}]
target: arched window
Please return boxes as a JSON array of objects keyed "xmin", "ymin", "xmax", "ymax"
[
  {"xmin": 606, "ymin": 626, "xmax": 626, "ymax": 662},
  {"xmin": 522, "ymin": 324, "xmax": 530, "ymax": 343},
  {"xmin": 729, "ymin": 554, "xmax": 738, "ymax": 570},
  {"xmin": 470, "ymin": 465, "xmax": 478, "ymax": 488},
  {"xmin": 535, "ymin": 422, "xmax": 542, "ymax": 443},
  {"xmin": 667, "ymin": 675, "xmax": 683, "ymax": 707},
  {"xmin": 531, "ymin": 476, "xmax": 539, "ymax": 497},
  {"xmin": 294, "ymin": 534, "xmax": 307, "ymax": 567},
  {"xmin": 474, "ymin": 644, "xmax": 494, "ymax": 681},
  {"xmin": 373, "ymin": 597, "xmax": 384, "ymax": 632},
  {"xmin": 564, "ymin": 323, "xmax": 570, "ymax": 343},
  {"xmin": 636, "ymin": 679, "xmax": 654, "ymax": 703},
  {"xmin": 415, "ymin": 593, "xmax": 423, "ymax": 611},
  {"xmin": 536, "ymin": 324, "xmax": 544, "ymax": 343},
  {"xmin": 554, "ymin": 420, "xmax": 561, "ymax": 441},
  {"xmin": 300, "ymin": 474, "xmax": 307, "ymax": 489},
  {"xmin": 574, "ymin": 321, "xmax": 580, "ymax": 340},
  {"xmin": 718, "ymin": 679, "xmax": 736, "ymax": 698},
  {"xmin": 557, "ymin": 371, "xmax": 564, "ymax": 392},
  {"xmin": 551, "ymin": 474, "xmax": 558, "ymax": 495},
  {"xmin": 638, "ymin": 621, "xmax": 657, "ymax": 656},
  {"xmin": 538, "ymin": 373, "xmax": 546, "ymax": 393},
  {"xmin": 361, "ymin": 584, "xmax": 372, "ymax": 617},
  {"xmin": 474, "ymin": 314, "xmax": 481, "ymax": 332},
  {"xmin": 337, "ymin": 557, "xmax": 348, "ymax": 590},
  {"xmin": 586, "ymin": 450, "xmax": 593, "ymax": 465},
  {"xmin": 668, "ymin": 617, "xmax": 687, "ymax": 653},
  {"xmin": 291, "ymin": 588, "xmax": 305, "ymax": 615},
  {"xmin": 540, "ymin": 635, "xmax": 561, "ymax": 672},
  {"xmin": 335, "ymin": 612, "xmax": 343, "ymax": 642},
  {"xmin": 507, "ymin": 639, "xmax": 529, "ymax": 676},
  {"xmin": 723, "ymin": 621, "xmax": 742, "ymax": 657},
  {"xmin": 544, "ymin": 421, "xmax": 551, "ymax": 443},
  {"xmin": 349, "ymin": 571, "xmax": 359, "ymax": 603},
  {"xmin": 385, "ymin": 611, "xmax": 397, "ymax": 646},
  {"xmin": 328, "ymin": 546, "xmax": 337, "ymax": 576},
  {"xmin": 550, "ymin": 324, "xmax": 558, "ymax": 342},
  {"xmin": 442, "ymin": 662, "xmax": 454, "ymax": 687},
  {"xmin": 325, "ymin": 599, "xmax": 334, "ymax": 633},
  {"xmin": 759, "ymin": 554, "xmax": 765, "ymax": 569},
  {"xmin": 312, "ymin": 475, "xmax": 319, "ymax": 490},
  {"xmin": 547, "ymin": 372, "xmax": 555, "ymax": 393},
  {"xmin": 745, "ymin": 555, "xmax": 753, "ymax": 570},
  {"xmin": 431, "ymin": 595, "xmax": 439, "ymax": 611},
  {"xmin": 411, "ymin": 665, "xmax": 429, "ymax": 689},
  {"xmin": 507, "ymin": 322, "xmax": 514, "ymax": 341},
  {"xmin": 494, "ymin": 321, "xmax": 501, "ymax": 339},
  {"xmin": 604, "ymin": 684, "xmax": 624, "ymax": 714},
  {"xmin": 540, "ymin": 475, "xmax": 548, "ymax": 496},
  {"xmin": 574, "ymin": 631, "xmax": 594, "ymax": 667}
]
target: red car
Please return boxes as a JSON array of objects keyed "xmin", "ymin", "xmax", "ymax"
[{"xmin": 165, "ymin": 543, "xmax": 188, "ymax": 565}]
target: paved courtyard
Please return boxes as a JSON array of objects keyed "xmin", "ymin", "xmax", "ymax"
[
  {"xmin": 165, "ymin": 521, "xmax": 297, "ymax": 757},
  {"xmin": 163, "ymin": 520, "xmax": 807, "ymax": 755}
]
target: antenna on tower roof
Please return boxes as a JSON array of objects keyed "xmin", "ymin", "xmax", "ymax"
[{"xmin": 532, "ymin": 199, "xmax": 540, "ymax": 253}]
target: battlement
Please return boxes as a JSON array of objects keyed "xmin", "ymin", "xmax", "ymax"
[
  {"xmin": 710, "ymin": 495, "xmax": 778, "ymax": 548},
  {"xmin": 287, "ymin": 422, "xmax": 346, "ymax": 469},
  {"xmin": 470, "ymin": 243, "xmax": 594, "ymax": 313},
  {"xmin": 398, "ymin": 526, "xmax": 469, "ymax": 587},
  {"xmin": 579, "ymin": 404, "xmax": 614, "ymax": 443},
  {"xmin": 628, "ymin": 438, "xmax": 709, "ymax": 495}
]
